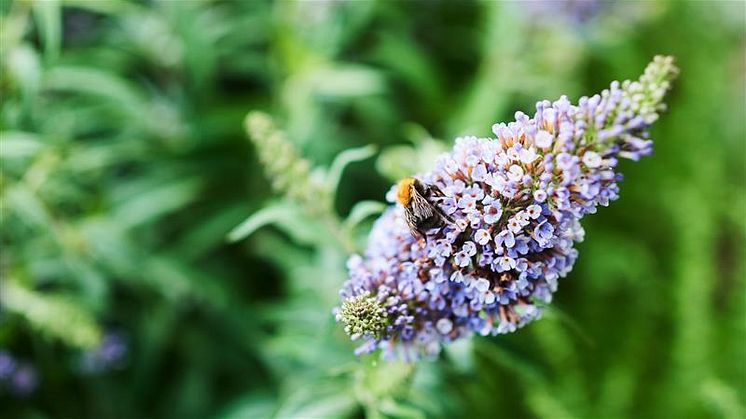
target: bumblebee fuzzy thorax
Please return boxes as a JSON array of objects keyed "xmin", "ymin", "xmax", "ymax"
[
  {"xmin": 394, "ymin": 177, "xmax": 453, "ymax": 240},
  {"xmin": 396, "ymin": 177, "xmax": 416, "ymax": 207}
]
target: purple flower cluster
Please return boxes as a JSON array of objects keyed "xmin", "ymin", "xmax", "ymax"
[
  {"xmin": 335, "ymin": 56, "xmax": 677, "ymax": 361},
  {"xmin": 80, "ymin": 332, "xmax": 128, "ymax": 374},
  {"xmin": 526, "ymin": 0, "xmax": 605, "ymax": 25},
  {"xmin": 0, "ymin": 350, "xmax": 38, "ymax": 397}
]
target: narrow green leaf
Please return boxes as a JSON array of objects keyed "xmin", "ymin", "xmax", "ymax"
[
  {"xmin": 288, "ymin": 393, "xmax": 357, "ymax": 419},
  {"xmin": 274, "ymin": 382, "xmax": 357, "ymax": 419},
  {"xmin": 227, "ymin": 202, "xmax": 296, "ymax": 242},
  {"xmin": 227, "ymin": 201, "xmax": 321, "ymax": 245},
  {"xmin": 3, "ymin": 184, "xmax": 52, "ymax": 228},
  {"xmin": 326, "ymin": 144, "xmax": 377, "ymax": 195},
  {"xmin": 701, "ymin": 378, "xmax": 745, "ymax": 419},
  {"xmin": 7, "ymin": 45, "xmax": 42, "ymax": 107},
  {"xmin": 311, "ymin": 65, "xmax": 386, "ymax": 98},
  {"xmin": 217, "ymin": 393, "xmax": 276, "ymax": 419},
  {"xmin": 344, "ymin": 200, "xmax": 386, "ymax": 230},
  {"xmin": 1, "ymin": 281, "xmax": 101, "ymax": 348},
  {"xmin": 375, "ymin": 137, "xmax": 447, "ymax": 182},
  {"xmin": 0, "ymin": 131, "xmax": 44, "ymax": 159},
  {"xmin": 61, "ymin": 0, "xmax": 143, "ymax": 16},
  {"xmin": 44, "ymin": 66, "xmax": 148, "ymax": 119},
  {"xmin": 377, "ymin": 398, "xmax": 426, "ymax": 419},
  {"xmin": 32, "ymin": 0, "xmax": 61, "ymax": 61},
  {"xmin": 111, "ymin": 178, "xmax": 203, "ymax": 229}
]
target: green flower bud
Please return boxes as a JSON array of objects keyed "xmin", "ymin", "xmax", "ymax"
[{"xmin": 337, "ymin": 291, "xmax": 389, "ymax": 340}]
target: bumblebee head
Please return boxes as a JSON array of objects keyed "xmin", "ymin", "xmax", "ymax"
[{"xmin": 395, "ymin": 177, "xmax": 416, "ymax": 206}]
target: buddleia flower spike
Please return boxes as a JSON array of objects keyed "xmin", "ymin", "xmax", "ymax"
[{"xmin": 335, "ymin": 56, "xmax": 678, "ymax": 361}]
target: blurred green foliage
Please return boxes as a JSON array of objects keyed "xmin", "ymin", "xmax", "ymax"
[{"xmin": 1, "ymin": 0, "xmax": 744, "ymax": 418}]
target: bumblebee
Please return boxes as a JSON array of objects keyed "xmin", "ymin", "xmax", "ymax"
[{"xmin": 396, "ymin": 177, "xmax": 453, "ymax": 240}]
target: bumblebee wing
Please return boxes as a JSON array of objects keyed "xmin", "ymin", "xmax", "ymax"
[
  {"xmin": 421, "ymin": 183, "xmax": 454, "ymax": 224},
  {"xmin": 404, "ymin": 208, "xmax": 424, "ymax": 240},
  {"xmin": 413, "ymin": 192, "xmax": 443, "ymax": 237},
  {"xmin": 410, "ymin": 191, "xmax": 437, "ymax": 221}
]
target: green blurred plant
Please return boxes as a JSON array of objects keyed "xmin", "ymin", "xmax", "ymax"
[
  {"xmin": 1, "ymin": 0, "xmax": 744, "ymax": 418},
  {"xmin": 228, "ymin": 111, "xmax": 381, "ymax": 253}
]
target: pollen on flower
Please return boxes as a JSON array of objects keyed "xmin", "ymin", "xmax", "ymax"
[{"xmin": 335, "ymin": 56, "xmax": 678, "ymax": 361}]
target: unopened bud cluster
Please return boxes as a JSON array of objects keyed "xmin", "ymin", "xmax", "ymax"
[
  {"xmin": 336, "ymin": 291, "xmax": 390, "ymax": 341},
  {"xmin": 245, "ymin": 112, "xmax": 329, "ymax": 211}
]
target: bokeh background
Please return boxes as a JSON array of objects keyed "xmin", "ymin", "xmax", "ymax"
[{"xmin": 1, "ymin": 0, "xmax": 744, "ymax": 418}]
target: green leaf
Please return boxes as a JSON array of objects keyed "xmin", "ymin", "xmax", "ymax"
[
  {"xmin": 532, "ymin": 300, "xmax": 596, "ymax": 348},
  {"xmin": 311, "ymin": 65, "xmax": 386, "ymax": 98},
  {"xmin": 700, "ymin": 378, "xmax": 745, "ymax": 419},
  {"xmin": 356, "ymin": 360, "xmax": 416, "ymax": 401},
  {"xmin": 141, "ymin": 256, "xmax": 196, "ymax": 302},
  {"xmin": 443, "ymin": 338, "xmax": 475, "ymax": 373},
  {"xmin": 217, "ymin": 393, "xmax": 276, "ymax": 419},
  {"xmin": 344, "ymin": 200, "xmax": 386, "ymax": 230},
  {"xmin": 111, "ymin": 177, "xmax": 203, "ymax": 229},
  {"xmin": 44, "ymin": 66, "xmax": 148, "ymax": 120},
  {"xmin": 32, "ymin": 0, "xmax": 61, "ymax": 61},
  {"xmin": 274, "ymin": 382, "xmax": 357, "ymax": 419},
  {"xmin": 1, "ymin": 281, "xmax": 101, "ymax": 348},
  {"xmin": 3, "ymin": 184, "xmax": 52, "ymax": 228},
  {"xmin": 227, "ymin": 202, "xmax": 297, "ymax": 242},
  {"xmin": 6, "ymin": 45, "xmax": 42, "ymax": 107},
  {"xmin": 286, "ymin": 393, "xmax": 356, "ymax": 418},
  {"xmin": 61, "ymin": 0, "xmax": 143, "ymax": 16},
  {"xmin": 474, "ymin": 340, "xmax": 544, "ymax": 384},
  {"xmin": 377, "ymin": 398, "xmax": 426, "ymax": 419},
  {"xmin": 326, "ymin": 144, "xmax": 377, "ymax": 196},
  {"xmin": 0, "ymin": 131, "xmax": 44, "ymax": 159},
  {"xmin": 227, "ymin": 201, "xmax": 321, "ymax": 245},
  {"xmin": 375, "ymin": 138, "xmax": 448, "ymax": 182}
]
